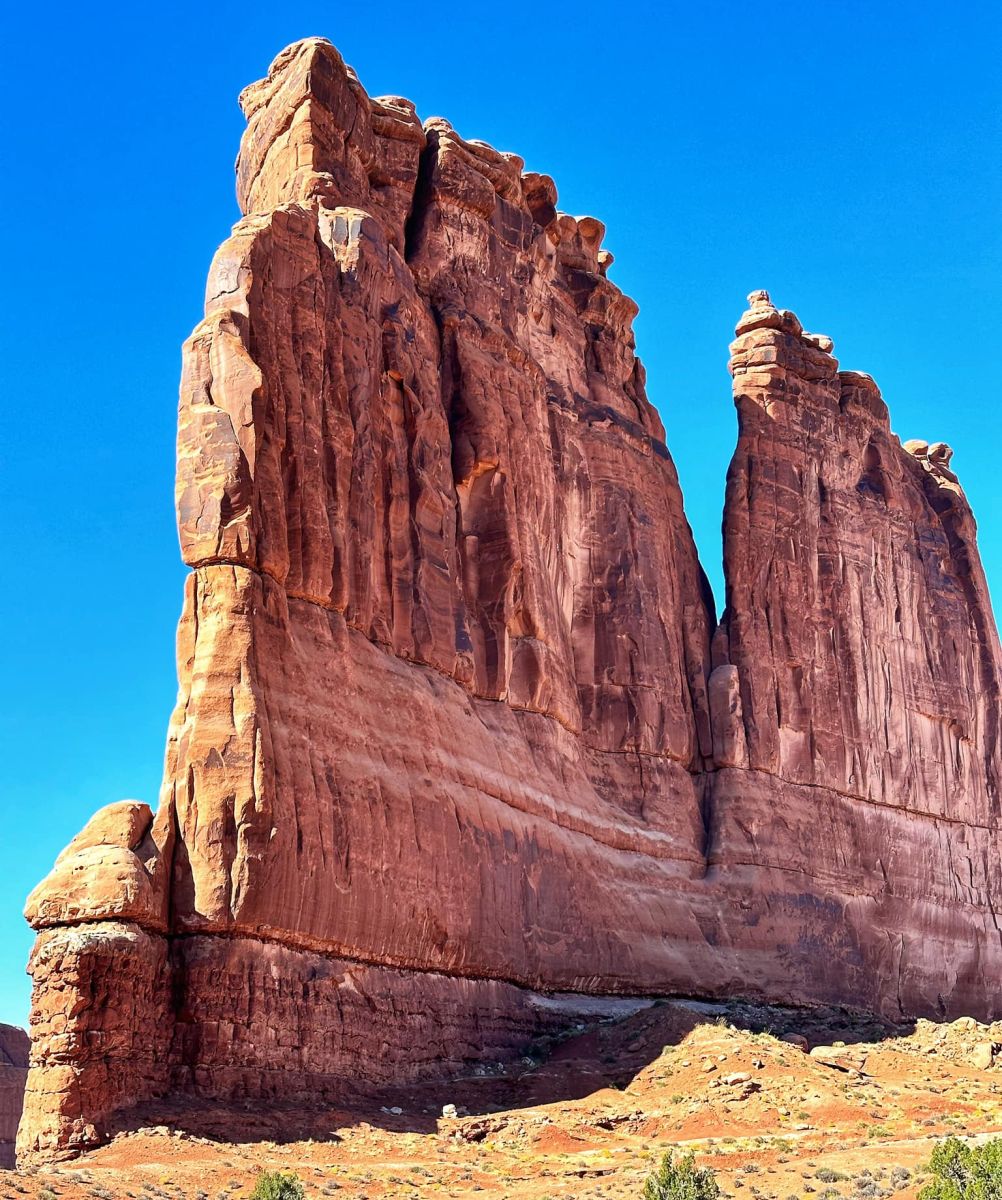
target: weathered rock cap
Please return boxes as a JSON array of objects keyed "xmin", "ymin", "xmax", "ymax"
[
  {"xmin": 729, "ymin": 290, "xmax": 840, "ymax": 394},
  {"xmin": 735, "ymin": 289, "xmax": 791, "ymax": 339},
  {"xmin": 24, "ymin": 801, "xmax": 173, "ymax": 932},
  {"xmin": 235, "ymin": 37, "xmax": 426, "ymax": 248},
  {"xmin": 734, "ymin": 289, "xmax": 836, "ymax": 352},
  {"xmin": 903, "ymin": 437, "xmax": 961, "ymax": 488},
  {"xmin": 904, "ymin": 439, "xmax": 955, "ymax": 467},
  {"xmin": 522, "ymin": 171, "xmax": 558, "ymax": 225}
]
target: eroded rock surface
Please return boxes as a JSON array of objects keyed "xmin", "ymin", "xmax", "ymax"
[
  {"xmin": 719, "ymin": 288, "xmax": 1000, "ymax": 814},
  {"xmin": 17, "ymin": 39, "xmax": 1002, "ymax": 1164}
]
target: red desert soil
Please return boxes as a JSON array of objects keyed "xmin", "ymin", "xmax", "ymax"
[{"xmin": 5, "ymin": 999, "xmax": 1001, "ymax": 1199}]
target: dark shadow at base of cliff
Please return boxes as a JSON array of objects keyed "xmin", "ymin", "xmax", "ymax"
[{"xmin": 109, "ymin": 996, "xmax": 916, "ymax": 1147}]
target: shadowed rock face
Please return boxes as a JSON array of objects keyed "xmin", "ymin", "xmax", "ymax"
[
  {"xmin": 0, "ymin": 1025, "xmax": 28, "ymax": 1169},
  {"xmin": 16, "ymin": 39, "xmax": 1002, "ymax": 1164}
]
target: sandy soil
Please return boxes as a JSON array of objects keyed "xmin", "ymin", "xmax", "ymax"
[{"xmin": 4, "ymin": 998, "xmax": 1001, "ymax": 1199}]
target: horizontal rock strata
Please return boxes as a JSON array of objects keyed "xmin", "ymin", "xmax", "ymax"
[{"xmin": 17, "ymin": 39, "xmax": 1002, "ymax": 1164}]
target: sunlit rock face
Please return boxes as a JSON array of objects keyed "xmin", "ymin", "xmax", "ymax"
[
  {"xmin": 16, "ymin": 39, "xmax": 1002, "ymax": 1165},
  {"xmin": 719, "ymin": 289, "xmax": 999, "ymax": 816}
]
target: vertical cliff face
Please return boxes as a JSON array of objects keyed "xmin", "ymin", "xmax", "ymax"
[
  {"xmin": 701, "ymin": 291, "xmax": 1002, "ymax": 1024},
  {"xmin": 16, "ymin": 38, "xmax": 1002, "ymax": 1166},
  {"xmin": 0, "ymin": 1025, "xmax": 28, "ymax": 1169},
  {"xmin": 161, "ymin": 38, "xmax": 717, "ymax": 978},
  {"xmin": 716, "ymin": 289, "xmax": 1001, "ymax": 816}
]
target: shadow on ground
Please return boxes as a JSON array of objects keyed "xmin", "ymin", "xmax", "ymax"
[{"xmin": 109, "ymin": 996, "xmax": 916, "ymax": 1147}]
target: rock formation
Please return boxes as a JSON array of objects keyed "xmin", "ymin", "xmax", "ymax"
[
  {"xmin": 0, "ymin": 1025, "xmax": 28, "ymax": 1168},
  {"xmin": 16, "ymin": 39, "xmax": 1002, "ymax": 1164}
]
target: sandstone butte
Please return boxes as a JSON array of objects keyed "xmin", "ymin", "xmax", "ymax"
[{"xmin": 15, "ymin": 37, "xmax": 1002, "ymax": 1166}]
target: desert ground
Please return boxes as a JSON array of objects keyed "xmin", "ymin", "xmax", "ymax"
[{"xmin": 4, "ymin": 998, "xmax": 1000, "ymax": 1199}]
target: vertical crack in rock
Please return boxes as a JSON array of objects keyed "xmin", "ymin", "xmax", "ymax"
[{"xmin": 16, "ymin": 43, "xmax": 1002, "ymax": 1165}]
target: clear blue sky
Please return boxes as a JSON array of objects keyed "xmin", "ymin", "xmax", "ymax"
[{"xmin": 1, "ymin": 2, "xmax": 999, "ymax": 1027}]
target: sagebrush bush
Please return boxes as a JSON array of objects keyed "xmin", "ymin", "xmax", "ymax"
[
  {"xmin": 250, "ymin": 1171, "xmax": 305, "ymax": 1200},
  {"xmin": 643, "ymin": 1149, "xmax": 720, "ymax": 1200},
  {"xmin": 919, "ymin": 1137, "xmax": 1002, "ymax": 1200}
]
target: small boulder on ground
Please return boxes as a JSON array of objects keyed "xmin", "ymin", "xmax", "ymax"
[
  {"xmin": 971, "ymin": 1042, "xmax": 998, "ymax": 1070},
  {"xmin": 781, "ymin": 1033, "xmax": 809, "ymax": 1051}
]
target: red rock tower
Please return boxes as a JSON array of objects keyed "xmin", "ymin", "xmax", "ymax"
[{"xmin": 16, "ymin": 42, "xmax": 1002, "ymax": 1164}]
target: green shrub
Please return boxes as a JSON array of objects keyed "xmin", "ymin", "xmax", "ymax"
[
  {"xmin": 250, "ymin": 1172, "xmax": 305, "ymax": 1200},
  {"xmin": 919, "ymin": 1137, "xmax": 1002, "ymax": 1200},
  {"xmin": 643, "ymin": 1149, "xmax": 720, "ymax": 1200}
]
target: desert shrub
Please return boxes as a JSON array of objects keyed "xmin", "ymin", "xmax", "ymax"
[
  {"xmin": 919, "ymin": 1137, "xmax": 1002, "ymax": 1200},
  {"xmin": 643, "ymin": 1149, "xmax": 720, "ymax": 1200},
  {"xmin": 250, "ymin": 1172, "xmax": 305, "ymax": 1200}
]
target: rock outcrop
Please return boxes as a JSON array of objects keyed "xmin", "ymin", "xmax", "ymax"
[
  {"xmin": 0, "ymin": 1025, "xmax": 28, "ymax": 1169},
  {"xmin": 16, "ymin": 39, "xmax": 1002, "ymax": 1164}
]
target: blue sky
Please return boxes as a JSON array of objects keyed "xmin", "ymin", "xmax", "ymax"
[{"xmin": 1, "ymin": 2, "xmax": 999, "ymax": 1026}]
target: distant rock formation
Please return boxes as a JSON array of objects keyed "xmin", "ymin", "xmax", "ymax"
[
  {"xmin": 1, "ymin": 1025, "xmax": 28, "ymax": 1168},
  {"xmin": 16, "ymin": 39, "xmax": 1002, "ymax": 1164}
]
